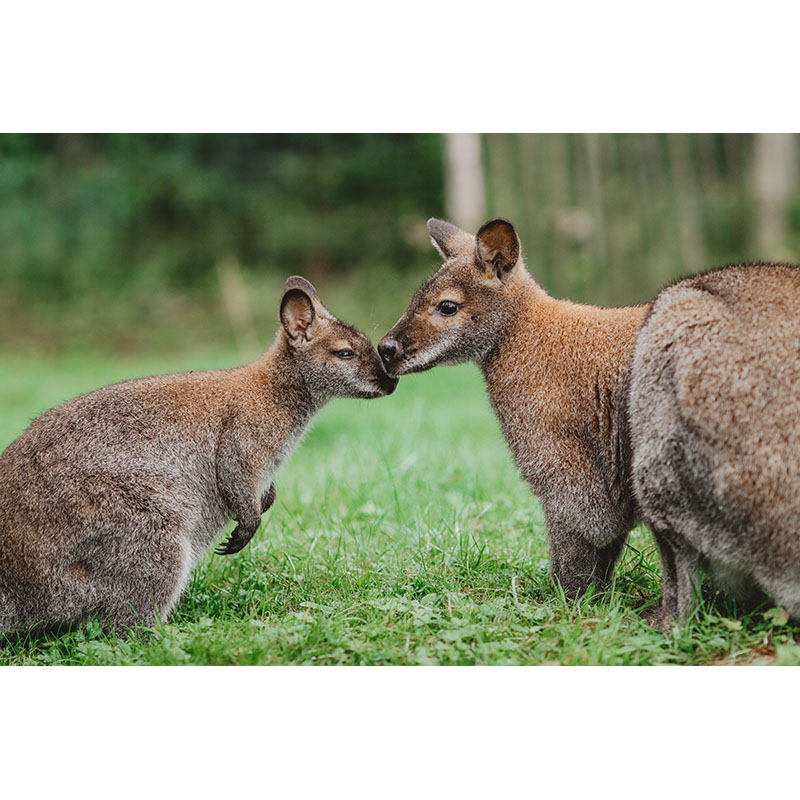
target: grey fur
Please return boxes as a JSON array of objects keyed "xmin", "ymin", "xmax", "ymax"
[
  {"xmin": 629, "ymin": 263, "xmax": 800, "ymax": 629},
  {"xmin": 0, "ymin": 277, "xmax": 396, "ymax": 634}
]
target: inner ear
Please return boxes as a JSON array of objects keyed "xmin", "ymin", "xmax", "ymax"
[
  {"xmin": 280, "ymin": 289, "xmax": 316, "ymax": 342},
  {"xmin": 475, "ymin": 218, "xmax": 520, "ymax": 277}
]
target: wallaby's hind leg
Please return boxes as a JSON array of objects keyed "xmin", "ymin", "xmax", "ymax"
[
  {"xmin": 753, "ymin": 560, "xmax": 800, "ymax": 622},
  {"xmin": 644, "ymin": 529, "xmax": 700, "ymax": 632},
  {"xmin": 90, "ymin": 531, "xmax": 194, "ymax": 634}
]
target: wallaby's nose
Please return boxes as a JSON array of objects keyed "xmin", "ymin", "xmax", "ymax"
[{"xmin": 378, "ymin": 338, "xmax": 401, "ymax": 364}]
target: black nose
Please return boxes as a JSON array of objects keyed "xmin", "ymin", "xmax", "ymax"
[{"xmin": 378, "ymin": 338, "xmax": 400, "ymax": 363}]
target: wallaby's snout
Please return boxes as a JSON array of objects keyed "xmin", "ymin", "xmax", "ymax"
[
  {"xmin": 378, "ymin": 336, "xmax": 400, "ymax": 364},
  {"xmin": 362, "ymin": 343, "xmax": 399, "ymax": 397},
  {"xmin": 377, "ymin": 335, "xmax": 404, "ymax": 376},
  {"xmin": 378, "ymin": 319, "xmax": 429, "ymax": 377},
  {"xmin": 371, "ymin": 358, "xmax": 399, "ymax": 397}
]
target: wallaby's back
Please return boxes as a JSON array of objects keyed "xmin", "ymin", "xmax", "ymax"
[{"xmin": 630, "ymin": 264, "xmax": 800, "ymax": 618}]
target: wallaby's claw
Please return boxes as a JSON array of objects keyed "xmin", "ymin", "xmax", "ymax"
[{"xmin": 215, "ymin": 524, "xmax": 255, "ymax": 556}]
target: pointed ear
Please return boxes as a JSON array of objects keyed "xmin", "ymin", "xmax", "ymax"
[
  {"xmin": 475, "ymin": 218, "xmax": 520, "ymax": 279},
  {"xmin": 283, "ymin": 275, "xmax": 323, "ymax": 307},
  {"xmin": 280, "ymin": 282, "xmax": 316, "ymax": 342},
  {"xmin": 427, "ymin": 218, "xmax": 475, "ymax": 259}
]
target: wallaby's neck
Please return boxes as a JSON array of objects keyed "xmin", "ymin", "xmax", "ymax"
[
  {"xmin": 478, "ymin": 269, "xmax": 549, "ymax": 366},
  {"xmin": 479, "ymin": 269, "xmax": 646, "ymax": 386},
  {"xmin": 251, "ymin": 334, "xmax": 320, "ymax": 431}
]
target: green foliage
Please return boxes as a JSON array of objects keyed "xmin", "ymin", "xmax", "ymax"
[
  {"xmin": 0, "ymin": 134, "xmax": 446, "ymax": 352},
  {"xmin": 1, "ymin": 350, "xmax": 795, "ymax": 665},
  {"xmin": 0, "ymin": 133, "xmax": 442, "ymax": 312}
]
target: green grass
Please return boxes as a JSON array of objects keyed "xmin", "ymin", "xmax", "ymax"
[{"xmin": 1, "ymin": 348, "xmax": 799, "ymax": 665}]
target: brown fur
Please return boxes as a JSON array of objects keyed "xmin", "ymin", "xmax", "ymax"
[
  {"xmin": 379, "ymin": 218, "xmax": 648, "ymax": 596},
  {"xmin": 630, "ymin": 263, "xmax": 800, "ymax": 629},
  {"xmin": 0, "ymin": 277, "xmax": 396, "ymax": 634}
]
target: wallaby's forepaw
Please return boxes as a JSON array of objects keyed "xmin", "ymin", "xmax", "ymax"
[
  {"xmin": 262, "ymin": 482, "xmax": 276, "ymax": 513},
  {"xmin": 215, "ymin": 523, "xmax": 256, "ymax": 556}
]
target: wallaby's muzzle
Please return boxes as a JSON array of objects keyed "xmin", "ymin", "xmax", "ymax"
[
  {"xmin": 378, "ymin": 337, "xmax": 402, "ymax": 368},
  {"xmin": 378, "ymin": 334, "xmax": 411, "ymax": 377},
  {"xmin": 375, "ymin": 369, "xmax": 399, "ymax": 395}
]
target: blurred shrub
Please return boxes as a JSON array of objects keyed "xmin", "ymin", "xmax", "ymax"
[{"xmin": 0, "ymin": 134, "xmax": 444, "ymax": 305}]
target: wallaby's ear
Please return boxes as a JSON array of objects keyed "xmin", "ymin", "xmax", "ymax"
[
  {"xmin": 283, "ymin": 275, "xmax": 323, "ymax": 307},
  {"xmin": 475, "ymin": 218, "xmax": 520, "ymax": 279},
  {"xmin": 427, "ymin": 218, "xmax": 475, "ymax": 259},
  {"xmin": 280, "ymin": 278, "xmax": 318, "ymax": 342}
]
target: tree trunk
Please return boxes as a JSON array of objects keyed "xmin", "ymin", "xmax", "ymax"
[
  {"xmin": 443, "ymin": 133, "xmax": 485, "ymax": 232},
  {"xmin": 754, "ymin": 133, "xmax": 798, "ymax": 258}
]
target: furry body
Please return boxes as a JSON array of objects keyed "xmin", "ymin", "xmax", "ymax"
[
  {"xmin": 380, "ymin": 218, "xmax": 647, "ymax": 594},
  {"xmin": 630, "ymin": 264, "xmax": 800, "ymax": 626}
]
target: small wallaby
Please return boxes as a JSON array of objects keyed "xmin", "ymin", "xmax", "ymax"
[
  {"xmin": 379, "ymin": 218, "xmax": 648, "ymax": 597},
  {"xmin": 629, "ymin": 263, "xmax": 800, "ymax": 629},
  {"xmin": 0, "ymin": 276, "xmax": 397, "ymax": 634}
]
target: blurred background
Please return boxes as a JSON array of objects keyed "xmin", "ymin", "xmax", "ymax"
[{"xmin": 1, "ymin": 133, "xmax": 799, "ymax": 358}]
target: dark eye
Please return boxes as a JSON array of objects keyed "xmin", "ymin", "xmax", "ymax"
[
  {"xmin": 333, "ymin": 349, "xmax": 356, "ymax": 360},
  {"xmin": 437, "ymin": 301, "xmax": 459, "ymax": 316}
]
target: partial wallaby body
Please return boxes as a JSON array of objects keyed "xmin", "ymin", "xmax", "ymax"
[
  {"xmin": 0, "ymin": 277, "xmax": 396, "ymax": 634},
  {"xmin": 379, "ymin": 218, "xmax": 648, "ymax": 596},
  {"xmin": 630, "ymin": 263, "xmax": 800, "ymax": 629}
]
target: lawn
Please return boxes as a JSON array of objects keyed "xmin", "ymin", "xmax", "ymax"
[{"xmin": 1, "ymin": 347, "xmax": 798, "ymax": 665}]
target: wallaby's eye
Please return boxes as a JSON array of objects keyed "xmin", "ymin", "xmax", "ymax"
[
  {"xmin": 437, "ymin": 301, "xmax": 460, "ymax": 316},
  {"xmin": 333, "ymin": 349, "xmax": 356, "ymax": 360}
]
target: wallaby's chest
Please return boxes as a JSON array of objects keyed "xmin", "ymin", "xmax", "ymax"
[
  {"xmin": 255, "ymin": 424, "xmax": 308, "ymax": 497},
  {"xmin": 488, "ymin": 386, "xmax": 571, "ymax": 488},
  {"xmin": 481, "ymin": 320, "xmax": 639, "ymax": 505}
]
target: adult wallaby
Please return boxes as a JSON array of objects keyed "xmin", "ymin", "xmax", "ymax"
[
  {"xmin": 630, "ymin": 264, "xmax": 800, "ymax": 629},
  {"xmin": 379, "ymin": 218, "xmax": 648, "ymax": 597},
  {"xmin": 0, "ymin": 276, "xmax": 397, "ymax": 634}
]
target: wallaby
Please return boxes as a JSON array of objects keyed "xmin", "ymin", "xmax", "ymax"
[
  {"xmin": 0, "ymin": 276, "xmax": 397, "ymax": 634},
  {"xmin": 629, "ymin": 263, "xmax": 800, "ymax": 629},
  {"xmin": 379, "ymin": 218, "xmax": 648, "ymax": 597}
]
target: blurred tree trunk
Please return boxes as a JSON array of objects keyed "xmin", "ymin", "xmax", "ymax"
[
  {"xmin": 485, "ymin": 134, "xmax": 515, "ymax": 219},
  {"xmin": 754, "ymin": 133, "xmax": 798, "ymax": 258},
  {"xmin": 443, "ymin": 133, "xmax": 485, "ymax": 231},
  {"xmin": 584, "ymin": 133, "xmax": 609, "ymax": 301},
  {"xmin": 666, "ymin": 133, "xmax": 707, "ymax": 273},
  {"xmin": 217, "ymin": 255, "xmax": 260, "ymax": 359}
]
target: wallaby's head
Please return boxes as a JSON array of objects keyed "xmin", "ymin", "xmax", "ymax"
[
  {"xmin": 378, "ymin": 217, "xmax": 529, "ymax": 375},
  {"xmin": 280, "ymin": 276, "xmax": 397, "ymax": 399}
]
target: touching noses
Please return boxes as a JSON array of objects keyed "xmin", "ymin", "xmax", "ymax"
[{"xmin": 378, "ymin": 337, "xmax": 402, "ymax": 365}]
